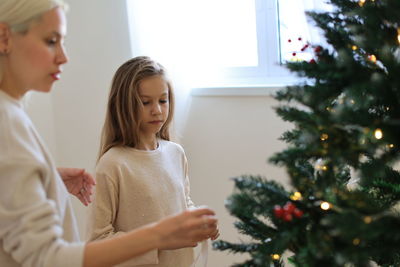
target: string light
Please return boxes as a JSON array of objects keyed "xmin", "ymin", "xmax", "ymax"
[
  {"xmin": 290, "ymin": 192, "xmax": 303, "ymax": 201},
  {"xmin": 364, "ymin": 216, "xmax": 372, "ymax": 224},
  {"xmin": 397, "ymin": 28, "xmax": 400, "ymax": 44},
  {"xmin": 272, "ymin": 254, "xmax": 280, "ymax": 260},
  {"xmin": 351, "ymin": 45, "xmax": 358, "ymax": 51},
  {"xmin": 374, "ymin": 128, "xmax": 383, "ymax": 139},
  {"xmin": 389, "ymin": 144, "xmax": 394, "ymax": 148},
  {"xmin": 320, "ymin": 133, "xmax": 329, "ymax": 141},
  {"xmin": 320, "ymin": 202, "xmax": 331, "ymax": 210},
  {"xmin": 358, "ymin": 0, "xmax": 366, "ymax": 7},
  {"xmin": 368, "ymin": 54, "xmax": 377, "ymax": 63}
]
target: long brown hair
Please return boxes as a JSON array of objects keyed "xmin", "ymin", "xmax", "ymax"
[{"xmin": 98, "ymin": 56, "xmax": 175, "ymax": 160}]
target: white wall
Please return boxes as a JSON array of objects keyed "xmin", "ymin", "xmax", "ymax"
[{"xmin": 25, "ymin": 0, "xmax": 292, "ymax": 266}]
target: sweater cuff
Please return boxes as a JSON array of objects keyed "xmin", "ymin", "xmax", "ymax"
[
  {"xmin": 54, "ymin": 241, "xmax": 85, "ymax": 267},
  {"xmin": 115, "ymin": 249, "xmax": 158, "ymax": 266}
]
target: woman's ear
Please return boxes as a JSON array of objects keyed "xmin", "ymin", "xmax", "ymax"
[{"xmin": 0, "ymin": 23, "xmax": 11, "ymax": 54}]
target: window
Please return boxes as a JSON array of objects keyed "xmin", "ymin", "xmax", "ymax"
[{"xmin": 126, "ymin": 0, "xmax": 329, "ymax": 89}]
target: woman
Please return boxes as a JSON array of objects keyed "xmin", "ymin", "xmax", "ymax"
[{"xmin": 0, "ymin": 1, "xmax": 217, "ymax": 267}]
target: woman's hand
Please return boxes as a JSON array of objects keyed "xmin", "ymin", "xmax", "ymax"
[
  {"xmin": 57, "ymin": 167, "xmax": 96, "ymax": 206},
  {"xmin": 153, "ymin": 207, "xmax": 218, "ymax": 250}
]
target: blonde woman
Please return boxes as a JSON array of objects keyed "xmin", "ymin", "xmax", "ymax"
[
  {"xmin": 0, "ymin": 1, "xmax": 217, "ymax": 267},
  {"xmin": 88, "ymin": 56, "xmax": 219, "ymax": 267}
]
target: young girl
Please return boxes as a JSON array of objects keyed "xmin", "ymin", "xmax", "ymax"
[
  {"xmin": 0, "ymin": 1, "xmax": 218, "ymax": 266},
  {"xmin": 88, "ymin": 56, "xmax": 219, "ymax": 267}
]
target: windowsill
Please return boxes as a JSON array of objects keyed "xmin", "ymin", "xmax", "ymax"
[{"xmin": 190, "ymin": 85, "xmax": 287, "ymax": 96}]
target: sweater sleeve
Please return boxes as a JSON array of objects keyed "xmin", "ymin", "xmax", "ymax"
[
  {"xmin": 0, "ymin": 159, "xmax": 84, "ymax": 267},
  {"xmin": 87, "ymin": 169, "xmax": 158, "ymax": 266},
  {"xmin": 183, "ymin": 153, "xmax": 196, "ymax": 209}
]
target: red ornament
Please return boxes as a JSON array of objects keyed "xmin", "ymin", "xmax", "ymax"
[
  {"xmin": 288, "ymin": 39, "xmax": 292, "ymax": 43},
  {"xmin": 274, "ymin": 202, "xmax": 304, "ymax": 222},
  {"xmin": 292, "ymin": 52, "xmax": 297, "ymax": 56},
  {"xmin": 314, "ymin": 46, "xmax": 323, "ymax": 53},
  {"xmin": 309, "ymin": 59, "xmax": 316, "ymax": 64},
  {"xmin": 283, "ymin": 213, "xmax": 293, "ymax": 222},
  {"xmin": 298, "ymin": 37, "xmax": 302, "ymax": 41},
  {"xmin": 273, "ymin": 205, "xmax": 284, "ymax": 218},
  {"xmin": 283, "ymin": 202, "xmax": 296, "ymax": 213},
  {"xmin": 293, "ymin": 208, "xmax": 304, "ymax": 218}
]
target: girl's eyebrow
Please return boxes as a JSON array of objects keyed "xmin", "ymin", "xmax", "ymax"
[{"xmin": 140, "ymin": 93, "xmax": 168, "ymax": 98}]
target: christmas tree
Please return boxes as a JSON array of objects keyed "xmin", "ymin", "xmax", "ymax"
[{"xmin": 213, "ymin": 0, "xmax": 400, "ymax": 266}]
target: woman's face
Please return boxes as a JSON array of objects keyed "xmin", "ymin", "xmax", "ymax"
[{"xmin": 3, "ymin": 7, "xmax": 68, "ymax": 98}]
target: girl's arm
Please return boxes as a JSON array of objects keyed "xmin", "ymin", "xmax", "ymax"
[
  {"xmin": 83, "ymin": 208, "xmax": 217, "ymax": 267},
  {"xmin": 87, "ymin": 171, "xmax": 123, "ymax": 241}
]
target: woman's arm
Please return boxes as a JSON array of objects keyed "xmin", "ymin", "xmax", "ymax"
[{"xmin": 83, "ymin": 208, "xmax": 217, "ymax": 267}]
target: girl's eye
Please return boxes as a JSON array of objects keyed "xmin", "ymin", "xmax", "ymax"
[
  {"xmin": 142, "ymin": 101, "xmax": 150, "ymax": 105},
  {"xmin": 160, "ymin": 100, "xmax": 168, "ymax": 104}
]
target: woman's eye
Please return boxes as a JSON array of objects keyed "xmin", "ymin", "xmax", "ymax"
[
  {"xmin": 46, "ymin": 39, "xmax": 57, "ymax": 46},
  {"xmin": 142, "ymin": 101, "xmax": 150, "ymax": 105},
  {"xmin": 160, "ymin": 100, "xmax": 168, "ymax": 104}
]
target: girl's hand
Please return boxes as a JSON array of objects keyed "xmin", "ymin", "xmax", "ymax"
[
  {"xmin": 57, "ymin": 167, "xmax": 96, "ymax": 206},
  {"xmin": 154, "ymin": 207, "xmax": 218, "ymax": 250}
]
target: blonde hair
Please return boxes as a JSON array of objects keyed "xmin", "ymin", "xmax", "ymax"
[
  {"xmin": 0, "ymin": 0, "xmax": 68, "ymax": 82},
  {"xmin": 98, "ymin": 56, "xmax": 175, "ymax": 160}
]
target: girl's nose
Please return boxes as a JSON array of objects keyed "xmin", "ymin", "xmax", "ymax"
[{"xmin": 152, "ymin": 104, "xmax": 162, "ymax": 115}]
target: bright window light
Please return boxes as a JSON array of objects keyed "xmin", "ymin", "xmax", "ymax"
[{"xmin": 126, "ymin": 0, "xmax": 330, "ymax": 88}]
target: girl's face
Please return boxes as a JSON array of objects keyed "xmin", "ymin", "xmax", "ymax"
[
  {"xmin": 1, "ymin": 7, "xmax": 68, "ymax": 99},
  {"xmin": 138, "ymin": 75, "xmax": 170, "ymax": 139}
]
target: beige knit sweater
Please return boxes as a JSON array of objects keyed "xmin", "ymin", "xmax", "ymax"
[
  {"xmin": 87, "ymin": 140, "xmax": 196, "ymax": 267},
  {"xmin": 0, "ymin": 90, "xmax": 84, "ymax": 267}
]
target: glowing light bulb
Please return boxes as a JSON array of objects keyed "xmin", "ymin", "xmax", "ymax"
[
  {"xmin": 397, "ymin": 28, "xmax": 400, "ymax": 44},
  {"xmin": 320, "ymin": 133, "xmax": 329, "ymax": 141},
  {"xmin": 320, "ymin": 202, "xmax": 331, "ymax": 210},
  {"xmin": 364, "ymin": 216, "xmax": 372, "ymax": 224},
  {"xmin": 369, "ymin": 54, "xmax": 377, "ymax": 63},
  {"xmin": 351, "ymin": 45, "xmax": 358, "ymax": 51},
  {"xmin": 272, "ymin": 254, "xmax": 280, "ymax": 260},
  {"xmin": 358, "ymin": 0, "xmax": 366, "ymax": 6},
  {"xmin": 374, "ymin": 128, "xmax": 383, "ymax": 139}
]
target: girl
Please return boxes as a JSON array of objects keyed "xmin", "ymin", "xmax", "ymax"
[
  {"xmin": 0, "ymin": 1, "xmax": 218, "ymax": 267},
  {"xmin": 87, "ymin": 56, "xmax": 219, "ymax": 267}
]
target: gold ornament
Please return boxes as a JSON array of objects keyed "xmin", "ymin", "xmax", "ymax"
[
  {"xmin": 353, "ymin": 238, "xmax": 361, "ymax": 245},
  {"xmin": 290, "ymin": 192, "xmax": 302, "ymax": 201}
]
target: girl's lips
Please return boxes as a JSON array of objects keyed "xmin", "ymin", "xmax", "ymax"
[
  {"xmin": 149, "ymin": 120, "xmax": 163, "ymax": 124},
  {"xmin": 51, "ymin": 72, "xmax": 61, "ymax": 80}
]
